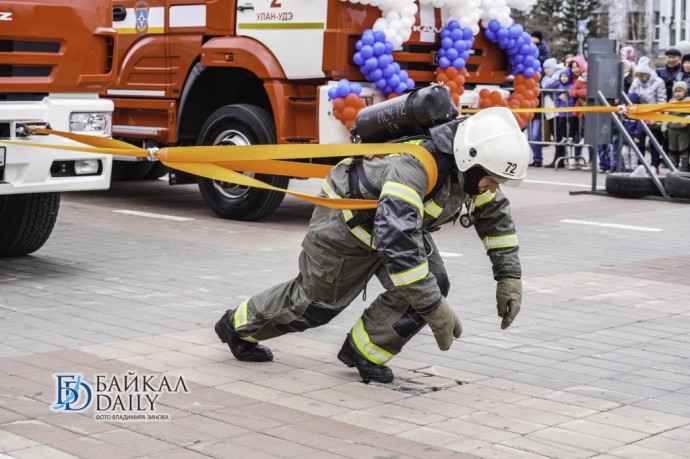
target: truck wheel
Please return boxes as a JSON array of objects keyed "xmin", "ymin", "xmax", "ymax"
[
  {"xmin": 196, "ymin": 104, "xmax": 288, "ymax": 221},
  {"xmin": 144, "ymin": 161, "xmax": 168, "ymax": 180},
  {"xmin": 605, "ymin": 172, "xmax": 666, "ymax": 198},
  {"xmin": 111, "ymin": 161, "xmax": 154, "ymax": 181},
  {"xmin": 664, "ymin": 171, "xmax": 690, "ymax": 198},
  {"xmin": 0, "ymin": 193, "xmax": 60, "ymax": 257}
]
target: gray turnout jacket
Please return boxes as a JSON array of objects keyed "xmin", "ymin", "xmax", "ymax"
[{"xmin": 314, "ymin": 129, "xmax": 521, "ymax": 315}]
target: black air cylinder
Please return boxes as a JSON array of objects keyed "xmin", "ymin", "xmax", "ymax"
[{"xmin": 352, "ymin": 84, "xmax": 458, "ymax": 143}]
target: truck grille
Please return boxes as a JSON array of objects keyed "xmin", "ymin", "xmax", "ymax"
[{"xmin": 0, "ymin": 40, "xmax": 60, "ymax": 78}]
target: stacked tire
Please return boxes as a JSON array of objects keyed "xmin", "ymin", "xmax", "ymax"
[{"xmin": 605, "ymin": 171, "xmax": 690, "ymax": 199}]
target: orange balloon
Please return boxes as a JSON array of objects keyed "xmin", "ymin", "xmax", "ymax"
[
  {"xmin": 447, "ymin": 81, "xmax": 458, "ymax": 92},
  {"xmin": 343, "ymin": 106, "xmax": 356, "ymax": 121},
  {"xmin": 519, "ymin": 99, "xmax": 530, "ymax": 108},
  {"xmin": 446, "ymin": 66, "xmax": 458, "ymax": 78},
  {"xmin": 511, "ymin": 93, "xmax": 524, "ymax": 101},
  {"xmin": 532, "ymin": 73, "xmax": 541, "ymax": 82},
  {"xmin": 525, "ymin": 78, "xmax": 536, "ymax": 89},
  {"xmin": 532, "ymin": 87, "xmax": 541, "ymax": 97},
  {"xmin": 345, "ymin": 93, "xmax": 359, "ymax": 106},
  {"xmin": 515, "ymin": 84, "xmax": 526, "ymax": 94},
  {"xmin": 523, "ymin": 89, "xmax": 534, "ymax": 100},
  {"xmin": 489, "ymin": 91, "xmax": 503, "ymax": 104},
  {"xmin": 452, "ymin": 93, "xmax": 459, "ymax": 105},
  {"xmin": 454, "ymin": 75, "xmax": 465, "ymax": 86},
  {"xmin": 333, "ymin": 97, "xmax": 346, "ymax": 111},
  {"xmin": 515, "ymin": 74, "xmax": 526, "ymax": 84},
  {"xmin": 356, "ymin": 98, "xmax": 366, "ymax": 109},
  {"xmin": 479, "ymin": 88, "xmax": 490, "ymax": 99},
  {"xmin": 436, "ymin": 72, "xmax": 450, "ymax": 83}
]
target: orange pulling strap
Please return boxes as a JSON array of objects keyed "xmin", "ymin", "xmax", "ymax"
[
  {"xmin": 0, "ymin": 129, "xmax": 438, "ymax": 211},
  {"xmin": 459, "ymin": 100, "xmax": 690, "ymax": 125}
]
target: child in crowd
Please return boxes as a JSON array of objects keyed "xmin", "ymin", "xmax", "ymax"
[
  {"xmin": 569, "ymin": 56, "xmax": 589, "ymax": 164},
  {"xmin": 663, "ymin": 81, "xmax": 690, "ymax": 171},
  {"xmin": 619, "ymin": 93, "xmax": 644, "ymax": 172},
  {"xmin": 546, "ymin": 69, "xmax": 576, "ymax": 168}
]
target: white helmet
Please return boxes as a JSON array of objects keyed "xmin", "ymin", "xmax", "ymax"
[{"xmin": 452, "ymin": 107, "xmax": 530, "ymax": 186}]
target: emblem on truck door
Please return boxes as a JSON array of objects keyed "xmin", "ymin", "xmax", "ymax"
[
  {"xmin": 0, "ymin": 12, "xmax": 13, "ymax": 21},
  {"xmin": 135, "ymin": 1, "xmax": 149, "ymax": 34}
]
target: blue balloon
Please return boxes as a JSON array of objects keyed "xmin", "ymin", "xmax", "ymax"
[
  {"xmin": 454, "ymin": 41, "xmax": 466, "ymax": 53},
  {"xmin": 485, "ymin": 30, "xmax": 496, "ymax": 42},
  {"xmin": 395, "ymin": 82, "xmax": 407, "ymax": 94},
  {"xmin": 497, "ymin": 28, "xmax": 508, "ymax": 39},
  {"xmin": 489, "ymin": 19, "xmax": 500, "ymax": 32},
  {"xmin": 438, "ymin": 56, "xmax": 451, "ymax": 69},
  {"xmin": 365, "ymin": 57, "xmax": 378, "ymax": 70},
  {"xmin": 512, "ymin": 52, "xmax": 523, "ymax": 62},
  {"xmin": 362, "ymin": 32, "xmax": 375, "ymax": 46},
  {"xmin": 383, "ymin": 85, "xmax": 393, "ymax": 95},
  {"xmin": 355, "ymin": 40, "xmax": 363, "ymax": 51},
  {"xmin": 385, "ymin": 42, "xmax": 394, "ymax": 54},
  {"xmin": 464, "ymin": 28, "xmax": 473, "ymax": 40},
  {"xmin": 450, "ymin": 28, "xmax": 463, "ymax": 41},
  {"xmin": 377, "ymin": 54, "xmax": 391, "ymax": 68},
  {"xmin": 448, "ymin": 20, "xmax": 460, "ymax": 30},
  {"xmin": 520, "ymin": 44, "xmax": 530, "ymax": 55},
  {"xmin": 374, "ymin": 31, "xmax": 387, "ymax": 42},
  {"xmin": 515, "ymin": 24, "xmax": 524, "ymax": 34},
  {"xmin": 351, "ymin": 82, "xmax": 362, "ymax": 95},
  {"xmin": 382, "ymin": 64, "xmax": 396, "ymax": 78},
  {"xmin": 338, "ymin": 79, "xmax": 350, "ymax": 87},
  {"xmin": 452, "ymin": 57, "xmax": 466, "ymax": 69},
  {"xmin": 524, "ymin": 55, "xmax": 534, "ymax": 67},
  {"xmin": 508, "ymin": 26, "xmax": 519, "ymax": 39},
  {"xmin": 399, "ymin": 70, "xmax": 409, "ymax": 81},
  {"xmin": 524, "ymin": 67, "xmax": 535, "ymax": 78},
  {"xmin": 373, "ymin": 42, "xmax": 386, "ymax": 56},
  {"xmin": 393, "ymin": 62, "xmax": 401, "ymax": 72},
  {"xmin": 337, "ymin": 85, "xmax": 349, "ymax": 97},
  {"xmin": 441, "ymin": 29, "xmax": 451, "ymax": 39},
  {"xmin": 369, "ymin": 69, "xmax": 383, "ymax": 81},
  {"xmin": 387, "ymin": 74, "xmax": 401, "ymax": 88},
  {"xmin": 446, "ymin": 48, "xmax": 459, "ymax": 61},
  {"xmin": 406, "ymin": 78, "xmax": 415, "ymax": 90},
  {"xmin": 438, "ymin": 48, "xmax": 447, "ymax": 58},
  {"xmin": 441, "ymin": 37, "xmax": 454, "ymax": 49},
  {"xmin": 375, "ymin": 78, "xmax": 387, "ymax": 89},
  {"xmin": 498, "ymin": 37, "xmax": 509, "ymax": 47},
  {"xmin": 361, "ymin": 45, "xmax": 374, "ymax": 59},
  {"xmin": 353, "ymin": 52, "xmax": 365, "ymax": 66},
  {"xmin": 328, "ymin": 87, "xmax": 338, "ymax": 99},
  {"xmin": 515, "ymin": 63, "xmax": 525, "ymax": 73}
]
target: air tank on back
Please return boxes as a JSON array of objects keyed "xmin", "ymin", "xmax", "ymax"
[{"xmin": 351, "ymin": 84, "xmax": 458, "ymax": 143}]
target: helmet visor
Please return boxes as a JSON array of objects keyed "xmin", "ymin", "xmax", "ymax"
[{"xmin": 490, "ymin": 174, "xmax": 523, "ymax": 187}]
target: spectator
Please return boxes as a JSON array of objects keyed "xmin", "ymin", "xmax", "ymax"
[
  {"xmin": 657, "ymin": 48, "xmax": 682, "ymax": 102},
  {"xmin": 528, "ymin": 58, "xmax": 560, "ymax": 167},
  {"xmin": 619, "ymin": 92, "xmax": 645, "ymax": 172},
  {"xmin": 629, "ymin": 56, "xmax": 667, "ymax": 173},
  {"xmin": 663, "ymin": 81, "xmax": 690, "ymax": 171},
  {"xmin": 623, "ymin": 59, "xmax": 635, "ymax": 94},
  {"xmin": 674, "ymin": 54, "xmax": 690, "ymax": 87},
  {"xmin": 620, "ymin": 45, "xmax": 635, "ymax": 64},
  {"xmin": 546, "ymin": 69, "xmax": 576, "ymax": 168},
  {"xmin": 568, "ymin": 56, "xmax": 589, "ymax": 165},
  {"xmin": 531, "ymin": 31, "xmax": 550, "ymax": 65},
  {"xmin": 540, "ymin": 57, "xmax": 563, "ymax": 148}
]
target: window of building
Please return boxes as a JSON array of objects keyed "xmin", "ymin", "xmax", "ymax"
[
  {"xmin": 595, "ymin": 12, "xmax": 609, "ymax": 37},
  {"xmin": 627, "ymin": 11, "xmax": 645, "ymax": 43}
]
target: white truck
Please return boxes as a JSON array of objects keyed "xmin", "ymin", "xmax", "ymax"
[{"xmin": 0, "ymin": 0, "xmax": 118, "ymax": 257}]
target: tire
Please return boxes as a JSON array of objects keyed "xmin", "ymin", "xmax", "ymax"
[
  {"xmin": 0, "ymin": 193, "xmax": 60, "ymax": 257},
  {"xmin": 605, "ymin": 172, "xmax": 666, "ymax": 198},
  {"xmin": 664, "ymin": 171, "xmax": 690, "ymax": 198},
  {"xmin": 111, "ymin": 161, "xmax": 154, "ymax": 181},
  {"xmin": 143, "ymin": 161, "xmax": 168, "ymax": 180},
  {"xmin": 196, "ymin": 104, "xmax": 288, "ymax": 221}
]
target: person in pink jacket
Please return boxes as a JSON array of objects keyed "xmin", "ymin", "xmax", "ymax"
[{"xmin": 568, "ymin": 56, "xmax": 590, "ymax": 163}]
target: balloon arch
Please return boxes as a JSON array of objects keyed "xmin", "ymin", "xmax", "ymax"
[{"xmin": 329, "ymin": 0, "xmax": 540, "ymax": 130}]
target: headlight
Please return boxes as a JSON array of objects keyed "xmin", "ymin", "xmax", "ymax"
[{"xmin": 69, "ymin": 112, "xmax": 112, "ymax": 135}]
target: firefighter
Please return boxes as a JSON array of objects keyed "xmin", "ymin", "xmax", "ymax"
[{"xmin": 215, "ymin": 106, "xmax": 529, "ymax": 383}]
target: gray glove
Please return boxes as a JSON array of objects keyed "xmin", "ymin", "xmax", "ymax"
[
  {"xmin": 422, "ymin": 297, "xmax": 462, "ymax": 351},
  {"xmin": 496, "ymin": 277, "xmax": 522, "ymax": 329}
]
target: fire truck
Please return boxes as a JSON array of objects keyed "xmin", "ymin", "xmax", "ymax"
[
  {"xmin": 0, "ymin": 1, "xmax": 117, "ymax": 257},
  {"xmin": 107, "ymin": 0, "xmax": 509, "ymax": 220}
]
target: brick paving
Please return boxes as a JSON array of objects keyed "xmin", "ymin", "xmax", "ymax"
[{"xmin": 1, "ymin": 160, "xmax": 690, "ymax": 458}]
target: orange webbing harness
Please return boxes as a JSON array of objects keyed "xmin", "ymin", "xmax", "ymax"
[{"xmin": 0, "ymin": 128, "xmax": 438, "ymax": 210}]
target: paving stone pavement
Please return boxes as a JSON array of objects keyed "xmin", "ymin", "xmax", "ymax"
[{"xmin": 1, "ymin": 162, "xmax": 690, "ymax": 458}]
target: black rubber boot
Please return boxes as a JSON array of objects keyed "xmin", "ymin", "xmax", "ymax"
[
  {"xmin": 215, "ymin": 310, "xmax": 273, "ymax": 362},
  {"xmin": 337, "ymin": 338, "xmax": 393, "ymax": 384}
]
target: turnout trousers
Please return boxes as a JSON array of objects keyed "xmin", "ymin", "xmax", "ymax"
[{"xmin": 231, "ymin": 228, "xmax": 449, "ymax": 365}]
